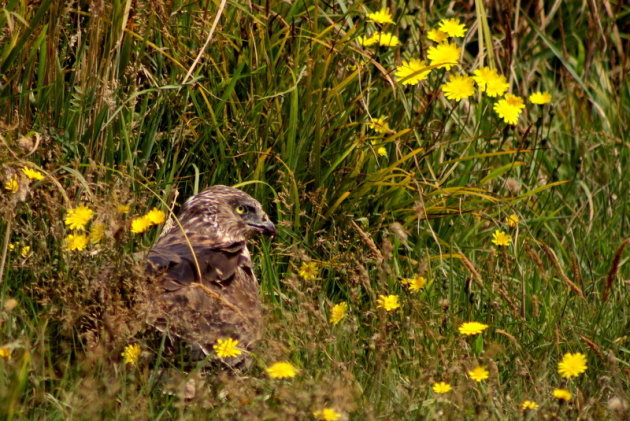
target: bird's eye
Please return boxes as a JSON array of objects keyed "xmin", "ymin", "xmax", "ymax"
[{"xmin": 235, "ymin": 205, "xmax": 246, "ymax": 215}]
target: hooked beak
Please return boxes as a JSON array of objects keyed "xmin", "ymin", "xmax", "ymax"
[
  {"xmin": 259, "ymin": 220, "xmax": 276, "ymax": 236},
  {"xmin": 250, "ymin": 220, "xmax": 276, "ymax": 236}
]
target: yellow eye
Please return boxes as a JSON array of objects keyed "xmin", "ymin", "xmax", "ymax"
[{"xmin": 235, "ymin": 205, "xmax": 246, "ymax": 215}]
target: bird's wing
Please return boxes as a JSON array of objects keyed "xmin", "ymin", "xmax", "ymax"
[
  {"xmin": 143, "ymin": 237, "xmax": 261, "ymax": 357},
  {"xmin": 146, "ymin": 237, "xmax": 251, "ymax": 290}
]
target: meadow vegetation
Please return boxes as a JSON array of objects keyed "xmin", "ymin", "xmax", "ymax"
[{"xmin": 1, "ymin": 0, "xmax": 628, "ymax": 419}]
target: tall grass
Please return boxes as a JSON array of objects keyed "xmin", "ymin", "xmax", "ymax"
[{"xmin": 1, "ymin": 0, "xmax": 628, "ymax": 419}]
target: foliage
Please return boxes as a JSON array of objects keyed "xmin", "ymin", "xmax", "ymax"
[{"xmin": 0, "ymin": 0, "xmax": 628, "ymax": 419}]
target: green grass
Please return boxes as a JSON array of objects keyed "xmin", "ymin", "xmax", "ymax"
[{"xmin": 1, "ymin": 0, "xmax": 629, "ymax": 419}]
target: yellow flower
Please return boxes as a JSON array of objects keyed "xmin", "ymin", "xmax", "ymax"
[
  {"xmin": 432, "ymin": 381, "xmax": 452, "ymax": 393},
  {"xmin": 491, "ymin": 229, "xmax": 512, "ymax": 247},
  {"xmin": 493, "ymin": 94, "xmax": 525, "ymax": 125},
  {"xmin": 529, "ymin": 91, "xmax": 552, "ymax": 104},
  {"xmin": 0, "ymin": 347, "xmax": 11, "ymax": 360},
  {"xmin": 376, "ymin": 147, "xmax": 387, "ymax": 157},
  {"xmin": 146, "ymin": 208, "xmax": 166, "ymax": 225},
  {"xmin": 553, "ymin": 388, "xmax": 573, "ymax": 402},
  {"xmin": 64, "ymin": 233, "xmax": 89, "ymax": 251},
  {"xmin": 20, "ymin": 246, "xmax": 30, "ymax": 258},
  {"xmin": 366, "ymin": 8, "xmax": 394, "ymax": 25},
  {"xmin": 468, "ymin": 366, "xmax": 489, "ymax": 382},
  {"xmin": 8, "ymin": 243, "xmax": 15, "ymax": 251},
  {"xmin": 401, "ymin": 275, "xmax": 427, "ymax": 292},
  {"xmin": 64, "ymin": 206, "xmax": 94, "ymax": 230},
  {"xmin": 213, "ymin": 338, "xmax": 242, "ymax": 358},
  {"xmin": 372, "ymin": 32, "xmax": 400, "ymax": 47},
  {"xmin": 266, "ymin": 361, "xmax": 299, "ymax": 379},
  {"xmin": 376, "ymin": 294, "xmax": 400, "ymax": 311},
  {"xmin": 427, "ymin": 42, "xmax": 460, "ymax": 70},
  {"xmin": 427, "ymin": 29, "xmax": 448, "ymax": 43},
  {"xmin": 357, "ymin": 35, "xmax": 378, "ymax": 47},
  {"xmin": 558, "ymin": 352, "xmax": 588, "ymax": 378},
  {"xmin": 22, "ymin": 166, "xmax": 45, "ymax": 180},
  {"xmin": 394, "ymin": 59, "xmax": 431, "ymax": 85},
  {"xmin": 472, "ymin": 67, "xmax": 496, "ymax": 89},
  {"xmin": 89, "ymin": 223, "xmax": 106, "ymax": 244},
  {"xmin": 4, "ymin": 177, "xmax": 19, "ymax": 194},
  {"xmin": 472, "ymin": 67, "xmax": 510, "ymax": 97},
  {"xmin": 116, "ymin": 204, "xmax": 130, "ymax": 214},
  {"xmin": 121, "ymin": 344, "xmax": 142, "ymax": 366},
  {"xmin": 330, "ymin": 302, "xmax": 348, "ymax": 325},
  {"xmin": 521, "ymin": 400, "xmax": 539, "ymax": 410},
  {"xmin": 299, "ymin": 261, "xmax": 319, "ymax": 281},
  {"xmin": 131, "ymin": 216, "xmax": 153, "ymax": 234},
  {"xmin": 458, "ymin": 321, "xmax": 489, "ymax": 336},
  {"xmin": 438, "ymin": 18, "xmax": 467, "ymax": 37},
  {"xmin": 368, "ymin": 116, "xmax": 391, "ymax": 134},
  {"xmin": 442, "ymin": 74, "xmax": 475, "ymax": 101},
  {"xmin": 506, "ymin": 214, "xmax": 519, "ymax": 227},
  {"xmin": 313, "ymin": 408, "xmax": 342, "ymax": 421},
  {"xmin": 485, "ymin": 74, "xmax": 510, "ymax": 97}
]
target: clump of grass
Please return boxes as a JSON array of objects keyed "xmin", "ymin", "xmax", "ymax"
[{"xmin": 1, "ymin": 1, "xmax": 628, "ymax": 419}]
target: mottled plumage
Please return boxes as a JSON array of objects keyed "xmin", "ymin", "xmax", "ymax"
[{"xmin": 143, "ymin": 185, "xmax": 274, "ymax": 361}]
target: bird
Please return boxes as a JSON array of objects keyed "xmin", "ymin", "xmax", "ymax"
[{"xmin": 142, "ymin": 185, "xmax": 275, "ymax": 363}]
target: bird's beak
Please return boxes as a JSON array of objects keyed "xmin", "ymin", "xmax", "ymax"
[{"xmin": 259, "ymin": 220, "xmax": 276, "ymax": 236}]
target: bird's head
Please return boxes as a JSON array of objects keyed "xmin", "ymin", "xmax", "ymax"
[{"xmin": 171, "ymin": 185, "xmax": 275, "ymax": 242}]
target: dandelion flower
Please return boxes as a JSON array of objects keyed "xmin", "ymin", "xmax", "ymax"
[
  {"xmin": 491, "ymin": 229, "xmax": 512, "ymax": 246},
  {"xmin": 558, "ymin": 352, "xmax": 587, "ymax": 378},
  {"xmin": 427, "ymin": 29, "xmax": 448, "ymax": 43},
  {"xmin": 473, "ymin": 67, "xmax": 509, "ymax": 97},
  {"xmin": 376, "ymin": 147, "xmax": 387, "ymax": 157},
  {"xmin": 121, "ymin": 344, "xmax": 142, "ymax": 366},
  {"xmin": 0, "ymin": 347, "xmax": 11, "ymax": 360},
  {"xmin": 432, "ymin": 382, "xmax": 452, "ymax": 393},
  {"xmin": 427, "ymin": 42, "xmax": 460, "ymax": 70},
  {"xmin": 146, "ymin": 208, "xmax": 166, "ymax": 225},
  {"xmin": 553, "ymin": 388, "xmax": 573, "ymax": 402},
  {"xmin": 373, "ymin": 32, "xmax": 400, "ymax": 47},
  {"xmin": 357, "ymin": 35, "xmax": 378, "ymax": 47},
  {"xmin": 116, "ymin": 204, "xmax": 130, "ymax": 214},
  {"xmin": 376, "ymin": 294, "xmax": 400, "ymax": 311},
  {"xmin": 22, "ymin": 166, "xmax": 45, "ymax": 180},
  {"xmin": 64, "ymin": 206, "xmax": 94, "ymax": 230},
  {"xmin": 131, "ymin": 216, "xmax": 153, "ymax": 234},
  {"xmin": 438, "ymin": 18, "xmax": 467, "ymax": 37},
  {"xmin": 89, "ymin": 223, "xmax": 106, "ymax": 244},
  {"xmin": 529, "ymin": 91, "xmax": 552, "ymax": 105},
  {"xmin": 213, "ymin": 338, "xmax": 242, "ymax": 358},
  {"xmin": 367, "ymin": 8, "xmax": 394, "ymax": 25},
  {"xmin": 64, "ymin": 233, "xmax": 89, "ymax": 251},
  {"xmin": 330, "ymin": 302, "xmax": 348, "ymax": 325},
  {"xmin": 313, "ymin": 408, "xmax": 342, "ymax": 421},
  {"xmin": 442, "ymin": 74, "xmax": 475, "ymax": 101},
  {"xmin": 485, "ymin": 74, "xmax": 510, "ymax": 97},
  {"xmin": 494, "ymin": 94, "xmax": 525, "ymax": 125},
  {"xmin": 4, "ymin": 178, "xmax": 19, "ymax": 194},
  {"xmin": 506, "ymin": 214, "xmax": 519, "ymax": 227},
  {"xmin": 368, "ymin": 116, "xmax": 391, "ymax": 134},
  {"xmin": 458, "ymin": 321, "xmax": 489, "ymax": 336},
  {"xmin": 472, "ymin": 67, "xmax": 496, "ymax": 89},
  {"xmin": 401, "ymin": 275, "xmax": 427, "ymax": 292},
  {"xmin": 521, "ymin": 400, "xmax": 539, "ymax": 410},
  {"xmin": 468, "ymin": 366, "xmax": 489, "ymax": 382},
  {"xmin": 266, "ymin": 361, "xmax": 299, "ymax": 379},
  {"xmin": 20, "ymin": 246, "xmax": 30, "ymax": 258},
  {"xmin": 299, "ymin": 261, "xmax": 319, "ymax": 281},
  {"xmin": 394, "ymin": 59, "xmax": 430, "ymax": 85}
]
